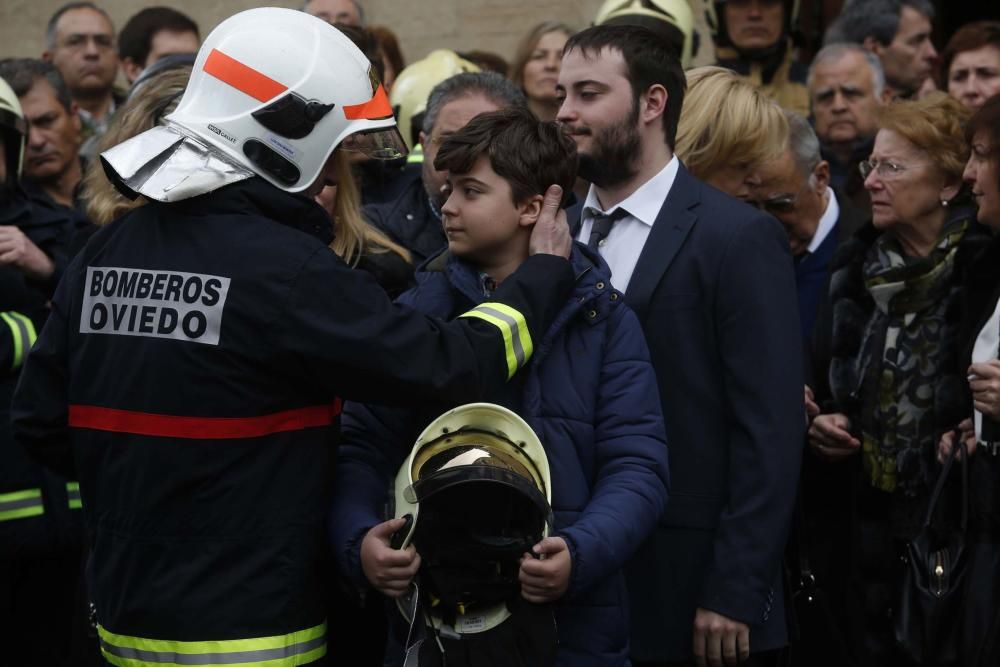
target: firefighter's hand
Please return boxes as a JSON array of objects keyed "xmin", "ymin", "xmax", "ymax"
[
  {"xmin": 528, "ymin": 185, "xmax": 571, "ymax": 259},
  {"xmin": 693, "ymin": 608, "xmax": 750, "ymax": 667},
  {"xmin": 0, "ymin": 226, "xmax": 54, "ymax": 281},
  {"xmin": 360, "ymin": 518, "xmax": 421, "ymax": 598},
  {"xmin": 519, "ymin": 536, "xmax": 571, "ymax": 603}
]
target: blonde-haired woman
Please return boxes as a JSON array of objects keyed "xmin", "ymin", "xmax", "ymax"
[
  {"xmin": 675, "ymin": 66, "xmax": 788, "ymax": 199},
  {"xmin": 314, "ymin": 157, "xmax": 413, "ymax": 297},
  {"xmin": 82, "ymin": 68, "xmax": 412, "ymax": 296}
]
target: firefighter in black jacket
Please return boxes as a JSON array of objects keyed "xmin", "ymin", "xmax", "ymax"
[
  {"xmin": 0, "ymin": 76, "xmax": 86, "ymax": 666},
  {"xmin": 11, "ymin": 9, "xmax": 573, "ymax": 667}
]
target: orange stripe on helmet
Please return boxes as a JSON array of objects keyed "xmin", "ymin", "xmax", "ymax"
[
  {"xmin": 203, "ymin": 49, "xmax": 288, "ymax": 103},
  {"xmin": 343, "ymin": 84, "xmax": 394, "ymax": 120}
]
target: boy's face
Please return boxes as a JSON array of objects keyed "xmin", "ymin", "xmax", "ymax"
[{"xmin": 440, "ymin": 155, "xmax": 535, "ymax": 265}]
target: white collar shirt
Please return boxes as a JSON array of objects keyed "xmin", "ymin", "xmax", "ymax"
[
  {"xmin": 576, "ymin": 156, "xmax": 679, "ymax": 293},
  {"xmin": 806, "ymin": 188, "xmax": 839, "ymax": 255}
]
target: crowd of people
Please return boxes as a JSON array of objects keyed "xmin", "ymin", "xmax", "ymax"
[{"xmin": 1, "ymin": 0, "xmax": 1000, "ymax": 666}]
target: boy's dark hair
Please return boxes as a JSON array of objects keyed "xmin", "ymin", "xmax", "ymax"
[
  {"xmin": 434, "ymin": 107, "xmax": 577, "ymax": 207},
  {"xmin": 563, "ymin": 24, "xmax": 686, "ymax": 150},
  {"xmin": 119, "ymin": 7, "xmax": 199, "ymax": 66}
]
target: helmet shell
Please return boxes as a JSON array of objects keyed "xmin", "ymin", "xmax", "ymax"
[
  {"xmin": 166, "ymin": 7, "xmax": 403, "ymax": 193},
  {"xmin": 389, "ymin": 49, "xmax": 480, "ymax": 148},
  {"xmin": 595, "ymin": 0, "xmax": 696, "ymax": 68},
  {"xmin": 392, "ymin": 403, "xmax": 552, "ymax": 635},
  {"xmin": 0, "ymin": 77, "xmax": 25, "ymax": 185}
]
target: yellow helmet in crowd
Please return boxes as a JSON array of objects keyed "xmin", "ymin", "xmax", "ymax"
[
  {"xmin": 393, "ymin": 403, "xmax": 552, "ymax": 635},
  {"xmin": 0, "ymin": 77, "xmax": 25, "ymax": 186},
  {"xmin": 389, "ymin": 49, "xmax": 480, "ymax": 149},
  {"xmin": 595, "ymin": 0, "xmax": 696, "ymax": 68}
]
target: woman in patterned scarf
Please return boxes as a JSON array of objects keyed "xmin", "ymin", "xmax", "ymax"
[{"xmin": 807, "ymin": 92, "xmax": 988, "ymax": 666}]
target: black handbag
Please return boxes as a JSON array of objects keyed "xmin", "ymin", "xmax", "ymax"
[{"xmin": 894, "ymin": 429, "xmax": 969, "ymax": 664}]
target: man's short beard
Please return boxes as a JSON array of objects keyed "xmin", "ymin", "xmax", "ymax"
[{"xmin": 576, "ymin": 99, "xmax": 641, "ymax": 189}]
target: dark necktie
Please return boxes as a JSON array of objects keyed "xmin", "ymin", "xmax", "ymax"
[{"xmin": 586, "ymin": 207, "xmax": 629, "ymax": 251}]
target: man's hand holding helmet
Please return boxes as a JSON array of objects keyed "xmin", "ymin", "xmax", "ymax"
[
  {"xmin": 361, "ymin": 517, "xmax": 421, "ymax": 598},
  {"xmin": 519, "ymin": 535, "xmax": 572, "ymax": 603}
]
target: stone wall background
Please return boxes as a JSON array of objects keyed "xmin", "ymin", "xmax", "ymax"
[{"xmin": 2, "ymin": 0, "xmax": 606, "ymax": 71}]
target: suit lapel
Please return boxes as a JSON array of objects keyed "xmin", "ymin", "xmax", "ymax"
[{"xmin": 624, "ymin": 164, "xmax": 699, "ymax": 317}]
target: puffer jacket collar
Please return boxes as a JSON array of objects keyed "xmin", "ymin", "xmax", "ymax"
[{"xmin": 420, "ymin": 242, "xmax": 615, "ymax": 364}]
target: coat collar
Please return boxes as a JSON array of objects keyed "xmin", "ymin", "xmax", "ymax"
[
  {"xmin": 155, "ymin": 177, "xmax": 334, "ymax": 245},
  {"xmin": 623, "ymin": 162, "xmax": 699, "ymax": 317}
]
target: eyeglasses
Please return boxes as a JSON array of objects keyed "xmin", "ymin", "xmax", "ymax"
[
  {"xmin": 859, "ymin": 158, "xmax": 920, "ymax": 180},
  {"xmin": 752, "ymin": 194, "xmax": 797, "ymax": 215}
]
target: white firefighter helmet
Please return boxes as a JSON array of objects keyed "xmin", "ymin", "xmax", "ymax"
[
  {"xmin": 389, "ymin": 49, "xmax": 481, "ymax": 149},
  {"xmin": 100, "ymin": 7, "xmax": 406, "ymax": 202},
  {"xmin": 393, "ymin": 403, "xmax": 552, "ymax": 635},
  {"xmin": 595, "ymin": 0, "xmax": 696, "ymax": 68},
  {"xmin": 0, "ymin": 77, "xmax": 25, "ymax": 186}
]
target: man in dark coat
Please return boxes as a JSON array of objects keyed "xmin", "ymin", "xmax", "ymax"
[{"xmin": 556, "ymin": 24, "xmax": 805, "ymax": 666}]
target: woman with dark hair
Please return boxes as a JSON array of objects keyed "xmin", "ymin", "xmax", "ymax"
[
  {"xmin": 509, "ymin": 21, "xmax": 573, "ymax": 121},
  {"xmin": 940, "ymin": 21, "xmax": 1000, "ymax": 110},
  {"xmin": 808, "ymin": 92, "xmax": 989, "ymax": 666},
  {"xmin": 938, "ymin": 94, "xmax": 1000, "ymax": 665}
]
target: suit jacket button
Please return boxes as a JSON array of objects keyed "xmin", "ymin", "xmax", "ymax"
[
  {"xmin": 610, "ymin": 293, "xmax": 619, "ymax": 301},
  {"xmin": 587, "ymin": 310, "xmax": 597, "ymax": 319},
  {"xmin": 595, "ymin": 281, "xmax": 605, "ymax": 290}
]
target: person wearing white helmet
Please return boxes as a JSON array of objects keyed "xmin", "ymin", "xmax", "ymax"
[{"xmin": 10, "ymin": 8, "xmax": 574, "ymax": 666}]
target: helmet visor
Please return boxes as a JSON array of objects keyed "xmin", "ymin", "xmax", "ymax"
[{"xmin": 339, "ymin": 126, "xmax": 408, "ymax": 160}]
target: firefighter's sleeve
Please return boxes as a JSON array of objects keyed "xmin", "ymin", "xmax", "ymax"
[
  {"xmin": 0, "ymin": 309, "xmax": 39, "ymax": 378},
  {"xmin": 10, "ymin": 277, "xmax": 74, "ymax": 478},
  {"xmin": 277, "ymin": 248, "xmax": 574, "ymax": 405}
]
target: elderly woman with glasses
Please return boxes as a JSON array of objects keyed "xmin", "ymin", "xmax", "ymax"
[{"xmin": 807, "ymin": 92, "xmax": 989, "ymax": 666}]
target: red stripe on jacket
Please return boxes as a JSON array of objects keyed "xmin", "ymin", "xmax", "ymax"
[{"xmin": 68, "ymin": 400, "xmax": 342, "ymax": 439}]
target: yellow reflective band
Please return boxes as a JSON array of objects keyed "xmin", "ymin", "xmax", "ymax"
[
  {"xmin": 67, "ymin": 482, "xmax": 83, "ymax": 510},
  {"xmin": 0, "ymin": 488, "xmax": 44, "ymax": 522},
  {"xmin": 459, "ymin": 302, "xmax": 533, "ymax": 380},
  {"xmin": 13, "ymin": 311, "xmax": 38, "ymax": 347},
  {"xmin": 99, "ymin": 621, "xmax": 326, "ymax": 667},
  {"xmin": 1, "ymin": 312, "xmax": 27, "ymax": 370},
  {"xmin": 406, "ymin": 143, "xmax": 424, "ymax": 164}
]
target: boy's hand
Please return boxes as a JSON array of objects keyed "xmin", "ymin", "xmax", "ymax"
[
  {"xmin": 528, "ymin": 185, "xmax": 571, "ymax": 259},
  {"xmin": 360, "ymin": 518, "xmax": 421, "ymax": 598},
  {"xmin": 519, "ymin": 536, "xmax": 571, "ymax": 603}
]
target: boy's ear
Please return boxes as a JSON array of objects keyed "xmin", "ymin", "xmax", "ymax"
[{"xmin": 518, "ymin": 194, "xmax": 545, "ymax": 228}]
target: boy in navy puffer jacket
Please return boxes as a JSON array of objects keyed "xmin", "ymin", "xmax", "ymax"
[{"xmin": 330, "ymin": 107, "xmax": 669, "ymax": 666}]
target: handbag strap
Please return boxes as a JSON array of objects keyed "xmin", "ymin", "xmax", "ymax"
[{"xmin": 920, "ymin": 427, "xmax": 969, "ymax": 530}]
